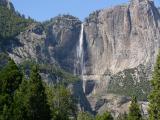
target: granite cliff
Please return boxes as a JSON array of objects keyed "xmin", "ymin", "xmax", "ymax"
[{"xmin": 82, "ymin": 0, "xmax": 160, "ymax": 115}]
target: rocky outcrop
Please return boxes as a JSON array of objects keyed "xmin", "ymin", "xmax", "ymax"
[
  {"xmin": 8, "ymin": 23, "xmax": 46, "ymax": 63},
  {"xmin": 90, "ymin": 94, "xmax": 149, "ymax": 118},
  {"xmin": 8, "ymin": 15, "xmax": 81, "ymax": 73},
  {"xmin": 44, "ymin": 15, "xmax": 81, "ymax": 72}
]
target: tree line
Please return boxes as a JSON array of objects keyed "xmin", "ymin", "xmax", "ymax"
[
  {"xmin": 0, "ymin": 59, "xmax": 113, "ymax": 120},
  {"xmin": 0, "ymin": 59, "xmax": 76, "ymax": 120},
  {"xmin": 1, "ymin": 51, "xmax": 160, "ymax": 120}
]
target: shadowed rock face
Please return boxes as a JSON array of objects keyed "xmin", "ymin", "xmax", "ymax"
[{"xmin": 45, "ymin": 15, "xmax": 81, "ymax": 72}]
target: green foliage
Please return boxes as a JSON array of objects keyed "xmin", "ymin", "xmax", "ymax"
[
  {"xmin": 0, "ymin": 53, "xmax": 10, "ymax": 70},
  {"xmin": 12, "ymin": 78, "xmax": 29, "ymax": 120},
  {"xmin": 13, "ymin": 65, "xmax": 77, "ymax": 120},
  {"xmin": 148, "ymin": 52, "xmax": 160, "ymax": 120},
  {"xmin": 0, "ymin": 58, "xmax": 78, "ymax": 119},
  {"xmin": 12, "ymin": 66, "xmax": 52, "ymax": 120},
  {"xmin": 0, "ymin": 104, "xmax": 11, "ymax": 120},
  {"xmin": 128, "ymin": 96, "xmax": 142, "ymax": 120},
  {"xmin": 46, "ymin": 84, "xmax": 77, "ymax": 120},
  {"xmin": 0, "ymin": 59, "xmax": 22, "ymax": 95},
  {"xmin": 40, "ymin": 63, "xmax": 78, "ymax": 84},
  {"xmin": 0, "ymin": 59, "xmax": 22, "ymax": 119},
  {"xmin": 17, "ymin": 60, "xmax": 79, "ymax": 119},
  {"xmin": 107, "ymin": 65, "xmax": 151, "ymax": 100},
  {"xmin": 117, "ymin": 112, "xmax": 128, "ymax": 120},
  {"xmin": 19, "ymin": 60, "xmax": 78, "ymax": 85},
  {"xmin": 0, "ymin": 6, "xmax": 32, "ymax": 40},
  {"xmin": 77, "ymin": 111, "xmax": 94, "ymax": 120},
  {"xmin": 96, "ymin": 111, "xmax": 113, "ymax": 120},
  {"xmin": 27, "ymin": 66, "xmax": 51, "ymax": 120}
]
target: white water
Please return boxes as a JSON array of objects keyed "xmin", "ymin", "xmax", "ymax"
[
  {"xmin": 78, "ymin": 24, "xmax": 84, "ymax": 74},
  {"xmin": 75, "ymin": 23, "xmax": 86, "ymax": 93}
]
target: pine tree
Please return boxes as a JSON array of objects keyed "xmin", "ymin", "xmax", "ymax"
[
  {"xmin": 0, "ymin": 59, "xmax": 22, "ymax": 95},
  {"xmin": 0, "ymin": 104, "xmax": 11, "ymax": 120},
  {"xmin": 46, "ymin": 85, "xmax": 77, "ymax": 120},
  {"xmin": 27, "ymin": 65, "xmax": 51, "ymax": 120},
  {"xmin": 128, "ymin": 96, "xmax": 142, "ymax": 120},
  {"xmin": 12, "ymin": 78, "xmax": 29, "ymax": 120},
  {"xmin": 0, "ymin": 59, "xmax": 22, "ymax": 119},
  {"xmin": 148, "ymin": 52, "xmax": 160, "ymax": 120}
]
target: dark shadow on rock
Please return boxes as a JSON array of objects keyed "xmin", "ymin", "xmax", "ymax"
[
  {"xmin": 85, "ymin": 80, "xmax": 95, "ymax": 95},
  {"xmin": 72, "ymin": 80, "xmax": 94, "ymax": 114},
  {"xmin": 0, "ymin": 36, "xmax": 23, "ymax": 53}
]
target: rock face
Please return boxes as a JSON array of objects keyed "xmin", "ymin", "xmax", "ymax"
[
  {"xmin": 1, "ymin": 0, "xmax": 160, "ymax": 117},
  {"xmin": 81, "ymin": 0, "xmax": 160, "ymax": 115},
  {"xmin": 45, "ymin": 15, "xmax": 81, "ymax": 72},
  {"xmin": 9, "ymin": 15, "xmax": 81, "ymax": 73},
  {"xmin": 8, "ymin": 23, "xmax": 46, "ymax": 64},
  {"xmin": 84, "ymin": 0, "xmax": 160, "ymax": 76}
]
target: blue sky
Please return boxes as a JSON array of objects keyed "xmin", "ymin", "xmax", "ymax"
[{"xmin": 12, "ymin": 0, "xmax": 160, "ymax": 22}]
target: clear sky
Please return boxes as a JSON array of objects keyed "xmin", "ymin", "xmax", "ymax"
[{"xmin": 12, "ymin": 0, "xmax": 160, "ymax": 22}]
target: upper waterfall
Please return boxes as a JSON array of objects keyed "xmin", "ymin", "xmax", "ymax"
[
  {"xmin": 74, "ymin": 23, "xmax": 85, "ymax": 75},
  {"xmin": 78, "ymin": 23, "xmax": 85, "ymax": 75},
  {"xmin": 78, "ymin": 24, "xmax": 84, "ymax": 62},
  {"xmin": 74, "ymin": 23, "xmax": 86, "ymax": 92}
]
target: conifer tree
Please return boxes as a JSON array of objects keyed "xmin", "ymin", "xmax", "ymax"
[
  {"xmin": 0, "ymin": 104, "xmax": 11, "ymax": 120},
  {"xmin": 0, "ymin": 59, "xmax": 22, "ymax": 95},
  {"xmin": 0, "ymin": 59, "xmax": 22, "ymax": 119},
  {"xmin": 47, "ymin": 85, "xmax": 77, "ymax": 120},
  {"xmin": 128, "ymin": 96, "xmax": 142, "ymax": 120},
  {"xmin": 12, "ymin": 78, "xmax": 29, "ymax": 120},
  {"xmin": 27, "ymin": 65, "xmax": 51, "ymax": 120},
  {"xmin": 148, "ymin": 52, "xmax": 160, "ymax": 120}
]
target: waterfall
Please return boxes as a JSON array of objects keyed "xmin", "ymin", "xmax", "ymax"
[
  {"xmin": 78, "ymin": 23, "xmax": 84, "ymax": 74},
  {"xmin": 74, "ymin": 23, "xmax": 86, "ymax": 93}
]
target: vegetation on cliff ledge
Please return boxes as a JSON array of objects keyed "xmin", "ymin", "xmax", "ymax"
[{"xmin": 0, "ymin": 6, "xmax": 33, "ymax": 40}]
